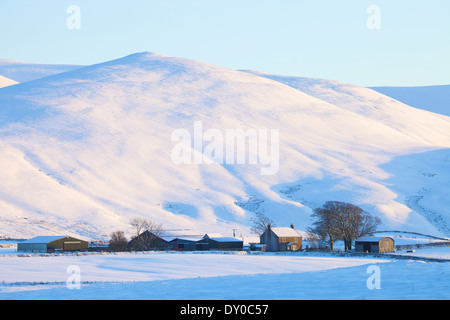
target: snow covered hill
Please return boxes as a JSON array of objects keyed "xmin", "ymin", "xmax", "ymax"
[{"xmin": 0, "ymin": 52, "xmax": 449, "ymax": 240}]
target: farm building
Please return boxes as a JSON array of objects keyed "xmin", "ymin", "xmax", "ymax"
[
  {"xmin": 260, "ymin": 224, "xmax": 302, "ymax": 252},
  {"xmin": 127, "ymin": 230, "xmax": 169, "ymax": 251},
  {"xmin": 355, "ymin": 236, "xmax": 395, "ymax": 253},
  {"xmin": 17, "ymin": 236, "xmax": 89, "ymax": 253},
  {"xmin": 195, "ymin": 235, "xmax": 243, "ymax": 251},
  {"xmin": 168, "ymin": 236, "xmax": 203, "ymax": 251},
  {"xmin": 249, "ymin": 243, "xmax": 267, "ymax": 252}
]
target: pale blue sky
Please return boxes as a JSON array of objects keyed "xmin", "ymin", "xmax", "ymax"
[{"xmin": 1, "ymin": 0, "xmax": 449, "ymax": 86}]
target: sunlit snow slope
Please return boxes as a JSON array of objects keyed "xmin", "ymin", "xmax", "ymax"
[
  {"xmin": 0, "ymin": 53, "xmax": 449, "ymax": 240},
  {"xmin": 0, "ymin": 75, "xmax": 18, "ymax": 88}
]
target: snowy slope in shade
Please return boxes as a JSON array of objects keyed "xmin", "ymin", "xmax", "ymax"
[
  {"xmin": 0, "ymin": 52, "xmax": 450, "ymax": 240},
  {"xmin": 0, "ymin": 59, "xmax": 82, "ymax": 83},
  {"xmin": 0, "ymin": 75, "xmax": 18, "ymax": 88},
  {"xmin": 380, "ymin": 149, "xmax": 450, "ymax": 236},
  {"xmin": 370, "ymin": 85, "xmax": 450, "ymax": 117}
]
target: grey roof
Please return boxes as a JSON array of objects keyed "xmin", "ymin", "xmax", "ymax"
[
  {"xmin": 355, "ymin": 236, "xmax": 393, "ymax": 242},
  {"xmin": 209, "ymin": 237, "xmax": 243, "ymax": 242},
  {"xmin": 167, "ymin": 236, "xmax": 204, "ymax": 242},
  {"xmin": 20, "ymin": 236, "xmax": 67, "ymax": 244}
]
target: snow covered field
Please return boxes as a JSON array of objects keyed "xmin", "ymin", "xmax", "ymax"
[
  {"xmin": 391, "ymin": 247, "xmax": 450, "ymax": 260},
  {"xmin": 0, "ymin": 251, "xmax": 448, "ymax": 300}
]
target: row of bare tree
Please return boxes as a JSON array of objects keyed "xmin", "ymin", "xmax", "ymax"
[{"xmin": 307, "ymin": 201, "xmax": 381, "ymax": 251}]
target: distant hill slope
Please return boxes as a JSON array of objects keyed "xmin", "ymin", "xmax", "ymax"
[
  {"xmin": 370, "ymin": 85, "xmax": 450, "ymax": 117},
  {"xmin": 0, "ymin": 53, "xmax": 449, "ymax": 240},
  {"xmin": 0, "ymin": 59, "xmax": 82, "ymax": 83}
]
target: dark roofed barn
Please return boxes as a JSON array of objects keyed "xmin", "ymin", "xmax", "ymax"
[
  {"xmin": 168, "ymin": 236, "xmax": 203, "ymax": 251},
  {"xmin": 196, "ymin": 235, "xmax": 243, "ymax": 251},
  {"xmin": 127, "ymin": 230, "xmax": 169, "ymax": 251},
  {"xmin": 355, "ymin": 236, "xmax": 395, "ymax": 253}
]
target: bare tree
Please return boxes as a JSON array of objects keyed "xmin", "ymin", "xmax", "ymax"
[
  {"xmin": 128, "ymin": 217, "xmax": 164, "ymax": 251},
  {"xmin": 250, "ymin": 212, "xmax": 275, "ymax": 235},
  {"xmin": 310, "ymin": 201, "xmax": 381, "ymax": 251},
  {"xmin": 308, "ymin": 205, "xmax": 342, "ymax": 251},
  {"xmin": 109, "ymin": 230, "xmax": 128, "ymax": 252},
  {"xmin": 340, "ymin": 205, "xmax": 381, "ymax": 251}
]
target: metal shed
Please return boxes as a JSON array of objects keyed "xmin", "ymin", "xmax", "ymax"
[
  {"xmin": 196, "ymin": 235, "xmax": 243, "ymax": 251},
  {"xmin": 168, "ymin": 236, "xmax": 203, "ymax": 251},
  {"xmin": 355, "ymin": 236, "xmax": 395, "ymax": 253},
  {"xmin": 17, "ymin": 236, "xmax": 89, "ymax": 253}
]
